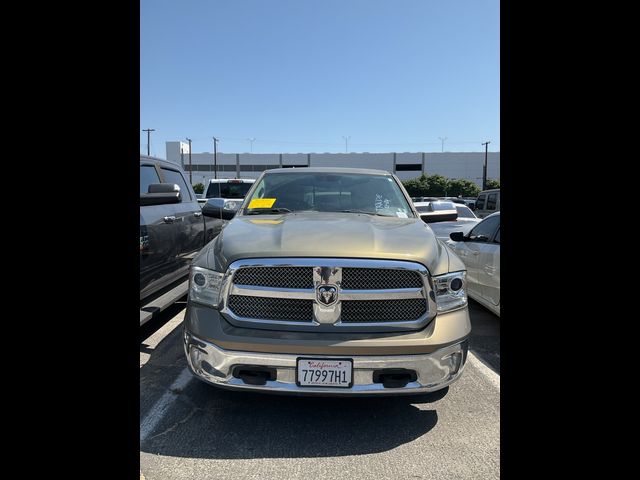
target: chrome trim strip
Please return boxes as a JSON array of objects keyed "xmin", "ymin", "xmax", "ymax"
[
  {"xmin": 229, "ymin": 285, "xmax": 424, "ymax": 301},
  {"xmin": 230, "ymin": 284, "xmax": 315, "ymax": 300},
  {"xmin": 339, "ymin": 288, "xmax": 425, "ymax": 301}
]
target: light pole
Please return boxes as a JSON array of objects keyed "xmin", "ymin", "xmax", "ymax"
[
  {"xmin": 186, "ymin": 138, "xmax": 192, "ymax": 184},
  {"xmin": 481, "ymin": 141, "xmax": 491, "ymax": 190},
  {"xmin": 247, "ymin": 137, "xmax": 256, "ymax": 153},
  {"xmin": 342, "ymin": 136, "xmax": 351, "ymax": 153},
  {"xmin": 142, "ymin": 128, "xmax": 155, "ymax": 156},
  {"xmin": 213, "ymin": 137, "xmax": 219, "ymax": 179},
  {"xmin": 438, "ymin": 136, "xmax": 447, "ymax": 153}
]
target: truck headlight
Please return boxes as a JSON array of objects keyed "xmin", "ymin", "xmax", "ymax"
[
  {"xmin": 189, "ymin": 266, "xmax": 225, "ymax": 308},
  {"xmin": 433, "ymin": 271, "xmax": 467, "ymax": 312},
  {"xmin": 223, "ymin": 200, "xmax": 238, "ymax": 210}
]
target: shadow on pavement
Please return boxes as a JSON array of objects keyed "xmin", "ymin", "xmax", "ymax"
[
  {"xmin": 467, "ymin": 299, "xmax": 500, "ymax": 374},
  {"xmin": 141, "ymin": 381, "xmax": 446, "ymax": 459}
]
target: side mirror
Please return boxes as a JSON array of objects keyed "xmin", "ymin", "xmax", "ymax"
[
  {"xmin": 202, "ymin": 198, "xmax": 238, "ymax": 220},
  {"xmin": 140, "ymin": 183, "xmax": 181, "ymax": 206},
  {"xmin": 449, "ymin": 231, "xmax": 465, "ymax": 242}
]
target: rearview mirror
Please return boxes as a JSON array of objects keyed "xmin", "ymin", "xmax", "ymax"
[
  {"xmin": 449, "ymin": 231, "xmax": 465, "ymax": 242},
  {"xmin": 140, "ymin": 183, "xmax": 181, "ymax": 206}
]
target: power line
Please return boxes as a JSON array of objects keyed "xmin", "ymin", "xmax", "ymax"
[
  {"xmin": 481, "ymin": 141, "xmax": 491, "ymax": 190},
  {"xmin": 342, "ymin": 136, "xmax": 351, "ymax": 153},
  {"xmin": 186, "ymin": 138, "xmax": 192, "ymax": 184},
  {"xmin": 142, "ymin": 128, "xmax": 155, "ymax": 156},
  {"xmin": 212, "ymin": 137, "xmax": 219, "ymax": 179}
]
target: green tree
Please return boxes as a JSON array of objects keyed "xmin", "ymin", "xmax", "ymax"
[
  {"xmin": 485, "ymin": 178, "xmax": 500, "ymax": 190},
  {"xmin": 402, "ymin": 174, "xmax": 429, "ymax": 197},
  {"xmin": 448, "ymin": 179, "xmax": 481, "ymax": 197},
  {"xmin": 425, "ymin": 174, "xmax": 449, "ymax": 196},
  {"xmin": 192, "ymin": 182, "xmax": 205, "ymax": 194}
]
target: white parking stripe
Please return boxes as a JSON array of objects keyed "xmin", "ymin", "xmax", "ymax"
[
  {"xmin": 140, "ymin": 368, "xmax": 193, "ymax": 442},
  {"xmin": 467, "ymin": 351, "xmax": 500, "ymax": 390}
]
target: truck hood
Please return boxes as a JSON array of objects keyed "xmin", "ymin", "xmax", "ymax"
[{"xmin": 202, "ymin": 211, "xmax": 452, "ymax": 276}]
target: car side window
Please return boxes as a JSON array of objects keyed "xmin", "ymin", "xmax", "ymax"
[
  {"xmin": 487, "ymin": 193, "xmax": 497, "ymax": 210},
  {"xmin": 140, "ymin": 164, "xmax": 160, "ymax": 194},
  {"xmin": 494, "ymin": 228, "xmax": 500, "ymax": 244},
  {"xmin": 205, "ymin": 183, "xmax": 220, "ymax": 198},
  {"xmin": 468, "ymin": 216, "xmax": 500, "ymax": 242},
  {"xmin": 161, "ymin": 168, "xmax": 192, "ymax": 202},
  {"xmin": 476, "ymin": 194, "xmax": 486, "ymax": 210}
]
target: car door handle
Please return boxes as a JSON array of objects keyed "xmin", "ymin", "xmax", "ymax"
[
  {"xmin": 193, "ymin": 212, "xmax": 202, "ymax": 217},
  {"xmin": 163, "ymin": 216, "xmax": 176, "ymax": 223},
  {"xmin": 472, "ymin": 251, "xmax": 480, "ymax": 255}
]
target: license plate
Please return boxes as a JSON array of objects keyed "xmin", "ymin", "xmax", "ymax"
[{"xmin": 296, "ymin": 358, "xmax": 353, "ymax": 388}]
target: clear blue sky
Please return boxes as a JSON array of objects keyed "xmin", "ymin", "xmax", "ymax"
[{"xmin": 140, "ymin": 0, "xmax": 499, "ymax": 156}]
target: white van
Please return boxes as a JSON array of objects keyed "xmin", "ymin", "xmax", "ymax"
[{"xmin": 475, "ymin": 189, "xmax": 500, "ymax": 218}]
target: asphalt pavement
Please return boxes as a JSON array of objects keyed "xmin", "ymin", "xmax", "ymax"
[{"xmin": 140, "ymin": 299, "xmax": 500, "ymax": 480}]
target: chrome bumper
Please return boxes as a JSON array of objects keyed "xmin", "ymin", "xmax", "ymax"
[{"xmin": 184, "ymin": 330, "xmax": 468, "ymax": 396}]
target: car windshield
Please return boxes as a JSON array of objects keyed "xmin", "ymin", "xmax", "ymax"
[
  {"xmin": 455, "ymin": 205, "xmax": 476, "ymax": 218},
  {"xmin": 206, "ymin": 182, "xmax": 254, "ymax": 199},
  {"xmin": 243, "ymin": 172, "xmax": 413, "ymax": 217},
  {"xmin": 430, "ymin": 201, "xmax": 456, "ymax": 211}
]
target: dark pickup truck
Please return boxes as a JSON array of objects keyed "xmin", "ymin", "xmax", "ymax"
[{"xmin": 140, "ymin": 155, "xmax": 223, "ymax": 325}]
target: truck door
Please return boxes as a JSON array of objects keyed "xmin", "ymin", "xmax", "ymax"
[
  {"xmin": 159, "ymin": 166, "xmax": 205, "ymax": 272},
  {"xmin": 140, "ymin": 163, "xmax": 179, "ymax": 297}
]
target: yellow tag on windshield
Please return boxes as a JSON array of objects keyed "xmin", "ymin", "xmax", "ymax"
[{"xmin": 248, "ymin": 198, "xmax": 276, "ymax": 209}]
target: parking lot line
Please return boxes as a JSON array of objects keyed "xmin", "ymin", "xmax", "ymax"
[
  {"xmin": 140, "ymin": 308, "xmax": 186, "ymax": 368},
  {"xmin": 467, "ymin": 351, "xmax": 500, "ymax": 390},
  {"xmin": 140, "ymin": 368, "xmax": 193, "ymax": 443}
]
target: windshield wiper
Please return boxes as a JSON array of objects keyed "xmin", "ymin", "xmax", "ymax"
[
  {"xmin": 245, "ymin": 208, "xmax": 293, "ymax": 215},
  {"xmin": 339, "ymin": 209, "xmax": 392, "ymax": 217}
]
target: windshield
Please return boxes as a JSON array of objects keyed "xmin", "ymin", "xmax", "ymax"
[
  {"xmin": 243, "ymin": 172, "xmax": 413, "ymax": 217},
  {"xmin": 206, "ymin": 182, "xmax": 254, "ymax": 199},
  {"xmin": 430, "ymin": 201, "xmax": 456, "ymax": 211},
  {"xmin": 455, "ymin": 205, "xmax": 476, "ymax": 218}
]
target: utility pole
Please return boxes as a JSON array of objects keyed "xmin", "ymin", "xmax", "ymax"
[
  {"xmin": 438, "ymin": 136, "xmax": 447, "ymax": 153},
  {"xmin": 186, "ymin": 138, "xmax": 192, "ymax": 184},
  {"xmin": 342, "ymin": 136, "xmax": 351, "ymax": 153},
  {"xmin": 180, "ymin": 146, "xmax": 184, "ymax": 169},
  {"xmin": 142, "ymin": 128, "xmax": 155, "ymax": 156},
  {"xmin": 481, "ymin": 141, "xmax": 491, "ymax": 190},
  {"xmin": 247, "ymin": 137, "xmax": 256, "ymax": 153},
  {"xmin": 213, "ymin": 137, "xmax": 219, "ymax": 179}
]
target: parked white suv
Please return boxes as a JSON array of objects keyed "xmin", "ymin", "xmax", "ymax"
[
  {"xmin": 475, "ymin": 189, "xmax": 500, "ymax": 218},
  {"xmin": 199, "ymin": 178, "xmax": 256, "ymax": 208}
]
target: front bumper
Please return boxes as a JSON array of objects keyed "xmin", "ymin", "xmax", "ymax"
[{"xmin": 184, "ymin": 330, "xmax": 468, "ymax": 396}]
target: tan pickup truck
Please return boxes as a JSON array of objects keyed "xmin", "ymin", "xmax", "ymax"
[{"xmin": 184, "ymin": 167, "xmax": 471, "ymax": 396}]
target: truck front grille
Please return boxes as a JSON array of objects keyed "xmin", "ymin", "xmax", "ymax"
[
  {"xmin": 233, "ymin": 267, "xmax": 313, "ymax": 289},
  {"xmin": 231, "ymin": 266, "xmax": 424, "ymax": 290},
  {"xmin": 222, "ymin": 259, "xmax": 436, "ymax": 332},
  {"xmin": 227, "ymin": 295, "xmax": 314, "ymax": 322},
  {"xmin": 342, "ymin": 268, "xmax": 423, "ymax": 289},
  {"xmin": 340, "ymin": 299, "xmax": 428, "ymax": 323}
]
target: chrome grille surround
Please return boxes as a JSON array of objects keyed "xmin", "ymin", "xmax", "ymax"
[{"xmin": 218, "ymin": 258, "xmax": 438, "ymax": 332}]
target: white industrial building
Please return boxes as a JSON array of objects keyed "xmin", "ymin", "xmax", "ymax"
[{"xmin": 165, "ymin": 141, "xmax": 500, "ymax": 187}]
